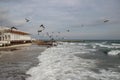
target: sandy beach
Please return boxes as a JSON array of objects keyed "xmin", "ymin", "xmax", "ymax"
[{"xmin": 0, "ymin": 45, "xmax": 47, "ymax": 80}]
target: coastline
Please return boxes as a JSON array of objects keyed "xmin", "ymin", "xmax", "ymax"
[
  {"xmin": 0, "ymin": 43, "xmax": 32, "ymax": 51},
  {"xmin": 0, "ymin": 45, "xmax": 47, "ymax": 80}
]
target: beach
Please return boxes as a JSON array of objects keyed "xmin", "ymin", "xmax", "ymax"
[{"xmin": 0, "ymin": 45, "xmax": 47, "ymax": 80}]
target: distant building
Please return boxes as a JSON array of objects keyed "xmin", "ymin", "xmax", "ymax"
[{"xmin": 0, "ymin": 26, "xmax": 31, "ymax": 46}]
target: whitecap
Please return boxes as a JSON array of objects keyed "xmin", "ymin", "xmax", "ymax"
[
  {"xmin": 95, "ymin": 43, "xmax": 120, "ymax": 48},
  {"xmin": 26, "ymin": 42, "xmax": 120, "ymax": 80},
  {"xmin": 108, "ymin": 50, "xmax": 120, "ymax": 56}
]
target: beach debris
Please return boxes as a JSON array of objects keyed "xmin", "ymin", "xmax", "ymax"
[{"xmin": 25, "ymin": 18, "xmax": 30, "ymax": 22}]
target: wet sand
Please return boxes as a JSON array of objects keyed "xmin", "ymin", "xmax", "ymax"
[
  {"xmin": 0, "ymin": 45, "xmax": 47, "ymax": 80},
  {"xmin": 0, "ymin": 43, "xmax": 32, "ymax": 50}
]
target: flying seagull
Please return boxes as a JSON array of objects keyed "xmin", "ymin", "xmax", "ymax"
[
  {"xmin": 67, "ymin": 30, "xmax": 70, "ymax": 32},
  {"xmin": 38, "ymin": 30, "xmax": 43, "ymax": 35},
  {"xmin": 40, "ymin": 24, "xmax": 45, "ymax": 29},
  {"xmin": 11, "ymin": 26, "xmax": 17, "ymax": 30},
  {"xmin": 10, "ymin": 26, "xmax": 17, "ymax": 32},
  {"xmin": 104, "ymin": 19, "xmax": 109, "ymax": 23},
  {"xmin": 25, "ymin": 18, "xmax": 30, "ymax": 22},
  {"xmin": 38, "ymin": 24, "xmax": 46, "ymax": 35}
]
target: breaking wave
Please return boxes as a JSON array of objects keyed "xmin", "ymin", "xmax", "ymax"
[
  {"xmin": 26, "ymin": 42, "xmax": 120, "ymax": 80},
  {"xmin": 108, "ymin": 50, "xmax": 120, "ymax": 56}
]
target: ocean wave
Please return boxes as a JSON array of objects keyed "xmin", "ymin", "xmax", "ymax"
[
  {"xmin": 26, "ymin": 43, "xmax": 96, "ymax": 80},
  {"xmin": 112, "ymin": 43, "xmax": 120, "ymax": 46},
  {"xmin": 95, "ymin": 43, "xmax": 120, "ymax": 49},
  {"xmin": 26, "ymin": 42, "xmax": 120, "ymax": 80}
]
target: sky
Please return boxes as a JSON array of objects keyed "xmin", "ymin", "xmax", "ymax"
[{"xmin": 0, "ymin": 0, "xmax": 120, "ymax": 40}]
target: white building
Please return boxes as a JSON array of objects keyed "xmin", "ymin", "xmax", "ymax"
[{"xmin": 0, "ymin": 26, "xmax": 31, "ymax": 46}]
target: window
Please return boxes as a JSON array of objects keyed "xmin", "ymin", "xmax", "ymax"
[
  {"xmin": 8, "ymin": 35, "xmax": 10, "ymax": 40},
  {"xmin": 5, "ymin": 35, "xmax": 7, "ymax": 40},
  {"xmin": 2, "ymin": 36, "xmax": 4, "ymax": 41}
]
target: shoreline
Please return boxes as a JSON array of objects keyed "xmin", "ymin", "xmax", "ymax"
[
  {"xmin": 0, "ymin": 45, "xmax": 47, "ymax": 80},
  {"xmin": 0, "ymin": 43, "xmax": 32, "ymax": 51}
]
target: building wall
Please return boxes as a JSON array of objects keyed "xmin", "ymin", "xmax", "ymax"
[
  {"xmin": 0, "ymin": 33, "xmax": 31, "ymax": 41},
  {"xmin": 0, "ymin": 33, "xmax": 10, "ymax": 41},
  {"xmin": 10, "ymin": 33, "xmax": 31, "ymax": 41},
  {"xmin": 0, "ymin": 27, "xmax": 31, "ymax": 46},
  {"xmin": 0, "ymin": 33, "xmax": 11, "ymax": 45}
]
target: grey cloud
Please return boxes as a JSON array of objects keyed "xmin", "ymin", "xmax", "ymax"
[
  {"xmin": 0, "ymin": 7, "xmax": 26, "ymax": 28},
  {"xmin": 0, "ymin": 0, "xmax": 24, "ymax": 3},
  {"xmin": 0, "ymin": 7, "xmax": 12, "ymax": 26},
  {"xmin": 0, "ymin": 0, "xmax": 120, "ymax": 40}
]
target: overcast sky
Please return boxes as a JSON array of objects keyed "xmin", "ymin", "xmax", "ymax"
[{"xmin": 0, "ymin": 0, "xmax": 120, "ymax": 40}]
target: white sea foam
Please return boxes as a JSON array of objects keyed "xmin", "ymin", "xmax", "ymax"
[
  {"xmin": 118, "ymin": 66, "xmax": 120, "ymax": 68},
  {"xmin": 95, "ymin": 43, "xmax": 120, "ymax": 48},
  {"xmin": 112, "ymin": 43, "xmax": 120, "ymax": 46},
  {"xmin": 108, "ymin": 50, "xmax": 120, "ymax": 56},
  {"xmin": 78, "ymin": 43, "xmax": 88, "ymax": 46},
  {"xmin": 26, "ymin": 42, "xmax": 120, "ymax": 80}
]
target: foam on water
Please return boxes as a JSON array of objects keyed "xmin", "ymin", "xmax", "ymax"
[
  {"xmin": 95, "ymin": 43, "xmax": 120, "ymax": 48},
  {"xmin": 112, "ymin": 43, "xmax": 120, "ymax": 46},
  {"xmin": 26, "ymin": 42, "xmax": 120, "ymax": 80},
  {"xmin": 108, "ymin": 50, "xmax": 120, "ymax": 56}
]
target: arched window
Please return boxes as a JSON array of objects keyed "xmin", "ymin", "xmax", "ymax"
[
  {"xmin": 2, "ymin": 36, "xmax": 4, "ymax": 41},
  {"xmin": 5, "ymin": 35, "xmax": 7, "ymax": 40},
  {"xmin": 8, "ymin": 35, "xmax": 10, "ymax": 40}
]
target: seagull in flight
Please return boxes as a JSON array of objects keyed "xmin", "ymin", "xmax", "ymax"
[
  {"xmin": 67, "ymin": 30, "xmax": 70, "ymax": 32},
  {"xmin": 37, "ymin": 24, "xmax": 46, "ymax": 35},
  {"xmin": 25, "ymin": 18, "xmax": 30, "ymax": 22},
  {"xmin": 40, "ymin": 24, "xmax": 45, "ymax": 29},
  {"xmin": 104, "ymin": 19, "xmax": 109, "ymax": 23},
  {"xmin": 11, "ymin": 26, "xmax": 17, "ymax": 30},
  {"xmin": 10, "ymin": 26, "xmax": 17, "ymax": 32}
]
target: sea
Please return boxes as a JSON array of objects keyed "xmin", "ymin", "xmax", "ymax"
[{"xmin": 26, "ymin": 40, "xmax": 120, "ymax": 80}]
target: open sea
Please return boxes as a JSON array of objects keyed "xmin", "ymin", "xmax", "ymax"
[{"xmin": 26, "ymin": 40, "xmax": 120, "ymax": 80}]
